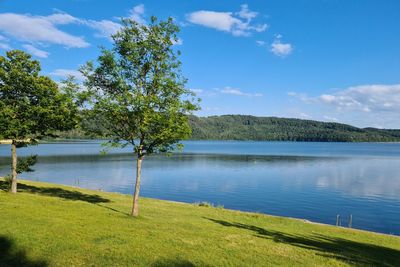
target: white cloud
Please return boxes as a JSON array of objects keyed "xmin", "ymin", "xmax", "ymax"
[
  {"xmin": 237, "ymin": 4, "xmax": 258, "ymax": 20},
  {"xmin": 319, "ymin": 94, "xmax": 336, "ymax": 103},
  {"xmin": 258, "ymin": 34, "xmax": 293, "ymax": 57},
  {"xmin": 220, "ymin": 86, "xmax": 262, "ymax": 97},
  {"xmin": 45, "ymin": 13, "xmax": 80, "ymax": 25},
  {"xmin": 84, "ymin": 19, "xmax": 122, "ymax": 40},
  {"xmin": 256, "ymin": 40, "xmax": 266, "ymax": 46},
  {"xmin": 287, "ymin": 84, "xmax": 400, "ymax": 128},
  {"xmin": 187, "ymin": 11, "xmax": 238, "ymax": 32},
  {"xmin": 129, "ymin": 4, "xmax": 146, "ymax": 24},
  {"xmin": 270, "ymin": 39, "xmax": 293, "ymax": 57},
  {"xmin": 50, "ymin": 69, "xmax": 85, "ymax": 81},
  {"xmin": 299, "ymin": 112, "xmax": 311, "ymax": 119},
  {"xmin": 291, "ymin": 84, "xmax": 400, "ymax": 113},
  {"xmin": 317, "ymin": 84, "xmax": 400, "ymax": 113},
  {"xmin": 0, "ymin": 13, "xmax": 89, "ymax": 48},
  {"xmin": 190, "ymin": 88, "xmax": 203, "ymax": 94},
  {"xmin": 0, "ymin": 42, "xmax": 11, "ymax": 50},
  {"xmin": 187, "ymin": 4, "xmax": 267, "ymax": 37},
  {"xmin": 195, "ymin": 87, "xmax": 262, "ymax": 97},
  {"xmin": 172, "ymin": 38, "xmax": 183, "ymax": 46},
  {"xmin": 0, "ymin": 5, "xmax": 154, "ymax": 51},
  {"xmin": 22, "ymin": 44, "xmax": 49, "ymax": 58},
  {"xmin": 47, "ymin": 12, "xmax": 122, "ymax": 41},
  {"xmin": 323, "ymin": 116, "xmax": 339, "ymax": 122}
]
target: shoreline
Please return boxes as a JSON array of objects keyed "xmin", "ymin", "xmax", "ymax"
[
  {"xmin": 1, "ymin": 178, "xmax": 399, "ymax": 266},
  {"xmin": 4, "ymin": 178, "xmax": 399, "ymax": 238}
]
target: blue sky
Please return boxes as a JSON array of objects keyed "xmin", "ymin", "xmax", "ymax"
[{"xmin": 0, "ymin": 0, "xmax": 399, "ymax": 128}]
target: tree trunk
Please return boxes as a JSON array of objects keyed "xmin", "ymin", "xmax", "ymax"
[
  {"xmin": 131, "ymin": 155, "xmax": 143, "ymax": 216},
  {"xmin": 10, "ymin": 141, "xmax": 17, "ymax": 193}
]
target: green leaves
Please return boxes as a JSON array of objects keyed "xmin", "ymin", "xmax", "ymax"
[
  {"xmin": 0, "ymin": 50, "xmax": 79, "ymax": 189},
  {"xmin": 16, "ymin": 155, "xmax": 37, "ymax": 174},
  {"xmin": 0, "ymin": 50, "xmax": 79, "ymax": 140},
  {"xmin": 82, "ymin": 16, "xmax": 199, "ymax": 156}
]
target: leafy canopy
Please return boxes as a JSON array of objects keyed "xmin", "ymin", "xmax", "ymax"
[
  {"xmin": 0, "ymin": 50, "xmax": 78, "ymax": 142},
  {"xmin": 82, "ymin": 17, "xmax": 199, "ymax": 155}
]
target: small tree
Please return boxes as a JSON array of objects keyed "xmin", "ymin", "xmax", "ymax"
[
  {"xmin": 82, "ymin": 17, "xmax": 199, "ymax": 216},
  {"xmin": 0, "ymin": 50, "xmax": 78, "ymax": 193}
]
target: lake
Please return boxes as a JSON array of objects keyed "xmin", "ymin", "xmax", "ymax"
[{"xmin": 0, "ymin": 141, "xmax": 399, "ymax": 235}]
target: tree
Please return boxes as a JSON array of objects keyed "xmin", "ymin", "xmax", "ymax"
[
  {"xmin": 0, "ymin": 50, "xmax": 78, "ymax": 193},
  {"xmin": 82, "ymin": 17, "xmax": 199, "ymax": 217}
]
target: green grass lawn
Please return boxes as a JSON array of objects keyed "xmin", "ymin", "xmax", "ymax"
[{"xmin": 0, "ymin": 179, "xmax": 399, "ymax": 266}]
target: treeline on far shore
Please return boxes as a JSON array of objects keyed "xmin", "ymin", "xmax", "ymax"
[{"xmin": 52, "ymin": 114, "xmax": 400, "ymax": 142}]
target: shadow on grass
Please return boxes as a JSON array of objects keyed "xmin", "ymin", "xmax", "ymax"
[
  {"xmin": 0, "ymin": 236, "xmax": 47, "ymax": 267},
  {"xmin": 206, "ymin": 218, "xmax": 400, "ymax": 266},
  {"xmin": 96, "ymin": 204, "xmax": 130, "ymax": 216},
  {"xmin": 0, "ymin": 180, "xmax": 110, "ymax": 204},
  {"xmin": 151, "ymin": 258, "xmax": 197, "ymax": 267}
]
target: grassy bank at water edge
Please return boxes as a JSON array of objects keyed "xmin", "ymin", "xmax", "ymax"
[{"xmin": 0, "ymin": 179, "xmax": 399, "ymax": 266}]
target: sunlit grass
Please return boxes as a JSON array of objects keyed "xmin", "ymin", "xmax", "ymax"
[{"xmin": 0, "ymin": 179, "xmax": 399, "ymax": 266}]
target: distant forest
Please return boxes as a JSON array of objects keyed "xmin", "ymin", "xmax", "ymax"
[
  {"xmin": 189, "ymin": 115, "xmax": 400, "ymax": 142},
  {"xmin": 56, "ymin": 114, "xmax": 400, "ymax": 142}
]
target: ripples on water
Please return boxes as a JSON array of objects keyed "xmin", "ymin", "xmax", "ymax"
[{"xmin": 0, "ymin": 141, "xmax": 399, "ymax": 235}]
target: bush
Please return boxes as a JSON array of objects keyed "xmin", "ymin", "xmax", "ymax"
[
  {"xmin": 194, "ymin": 202, "xmax": 224, "ymax": 209},
  {"xmin": 2, "ymin": 175, "xmax": 12, "ymax": 190}
]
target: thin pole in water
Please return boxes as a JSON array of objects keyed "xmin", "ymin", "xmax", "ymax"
[
  {"xmin": 348, "ymin": 214, "xmax": 353, "ymax": 228},
  {"xmin": 336, "ymin": 214, "xmax": 340, "ymax": 226}
]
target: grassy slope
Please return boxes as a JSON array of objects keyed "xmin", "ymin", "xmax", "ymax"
[{"xmin": 0, "ymin": 180, "xmax": 399, "ymax": 267}]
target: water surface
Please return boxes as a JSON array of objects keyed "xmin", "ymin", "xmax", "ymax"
[{"xmin": 0, "ymin": 141, "xmax": 399, "ymax": 235}]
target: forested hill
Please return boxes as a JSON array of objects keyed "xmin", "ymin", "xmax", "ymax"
[
  {"xmin": 57, "ymin": 114, "xmax": 400, "ymax": 142},
  {"xmin": 188, "ymin": 115, "xmax": 400, "ymax": 142}
]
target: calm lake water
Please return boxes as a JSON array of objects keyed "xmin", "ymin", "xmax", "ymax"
[{"xmin": 0, "ymin": 141, "xmax": 399, "ymax": 235}]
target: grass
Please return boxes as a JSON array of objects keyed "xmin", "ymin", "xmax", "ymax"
[{"xmin": 0, "ymin": 179, "xmax": 399, "ymax": 266}]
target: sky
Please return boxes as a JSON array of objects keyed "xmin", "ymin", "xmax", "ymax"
[{"xmin": 0, "ymin": 0, "xmax": 399, "ymax": 128}]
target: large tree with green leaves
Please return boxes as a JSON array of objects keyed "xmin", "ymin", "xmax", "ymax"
[
  {"xmin": 0, "ymin": 50, "xmax": 78, "ymax": 193},
  {"xmin": 82, "ymin": 17, "xmax": 199, "ymax": 217}
]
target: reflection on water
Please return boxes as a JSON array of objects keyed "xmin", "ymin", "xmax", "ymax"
[{"xmin": 0, "ymin": 141, "xmax": 399, "ymax": 235}]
